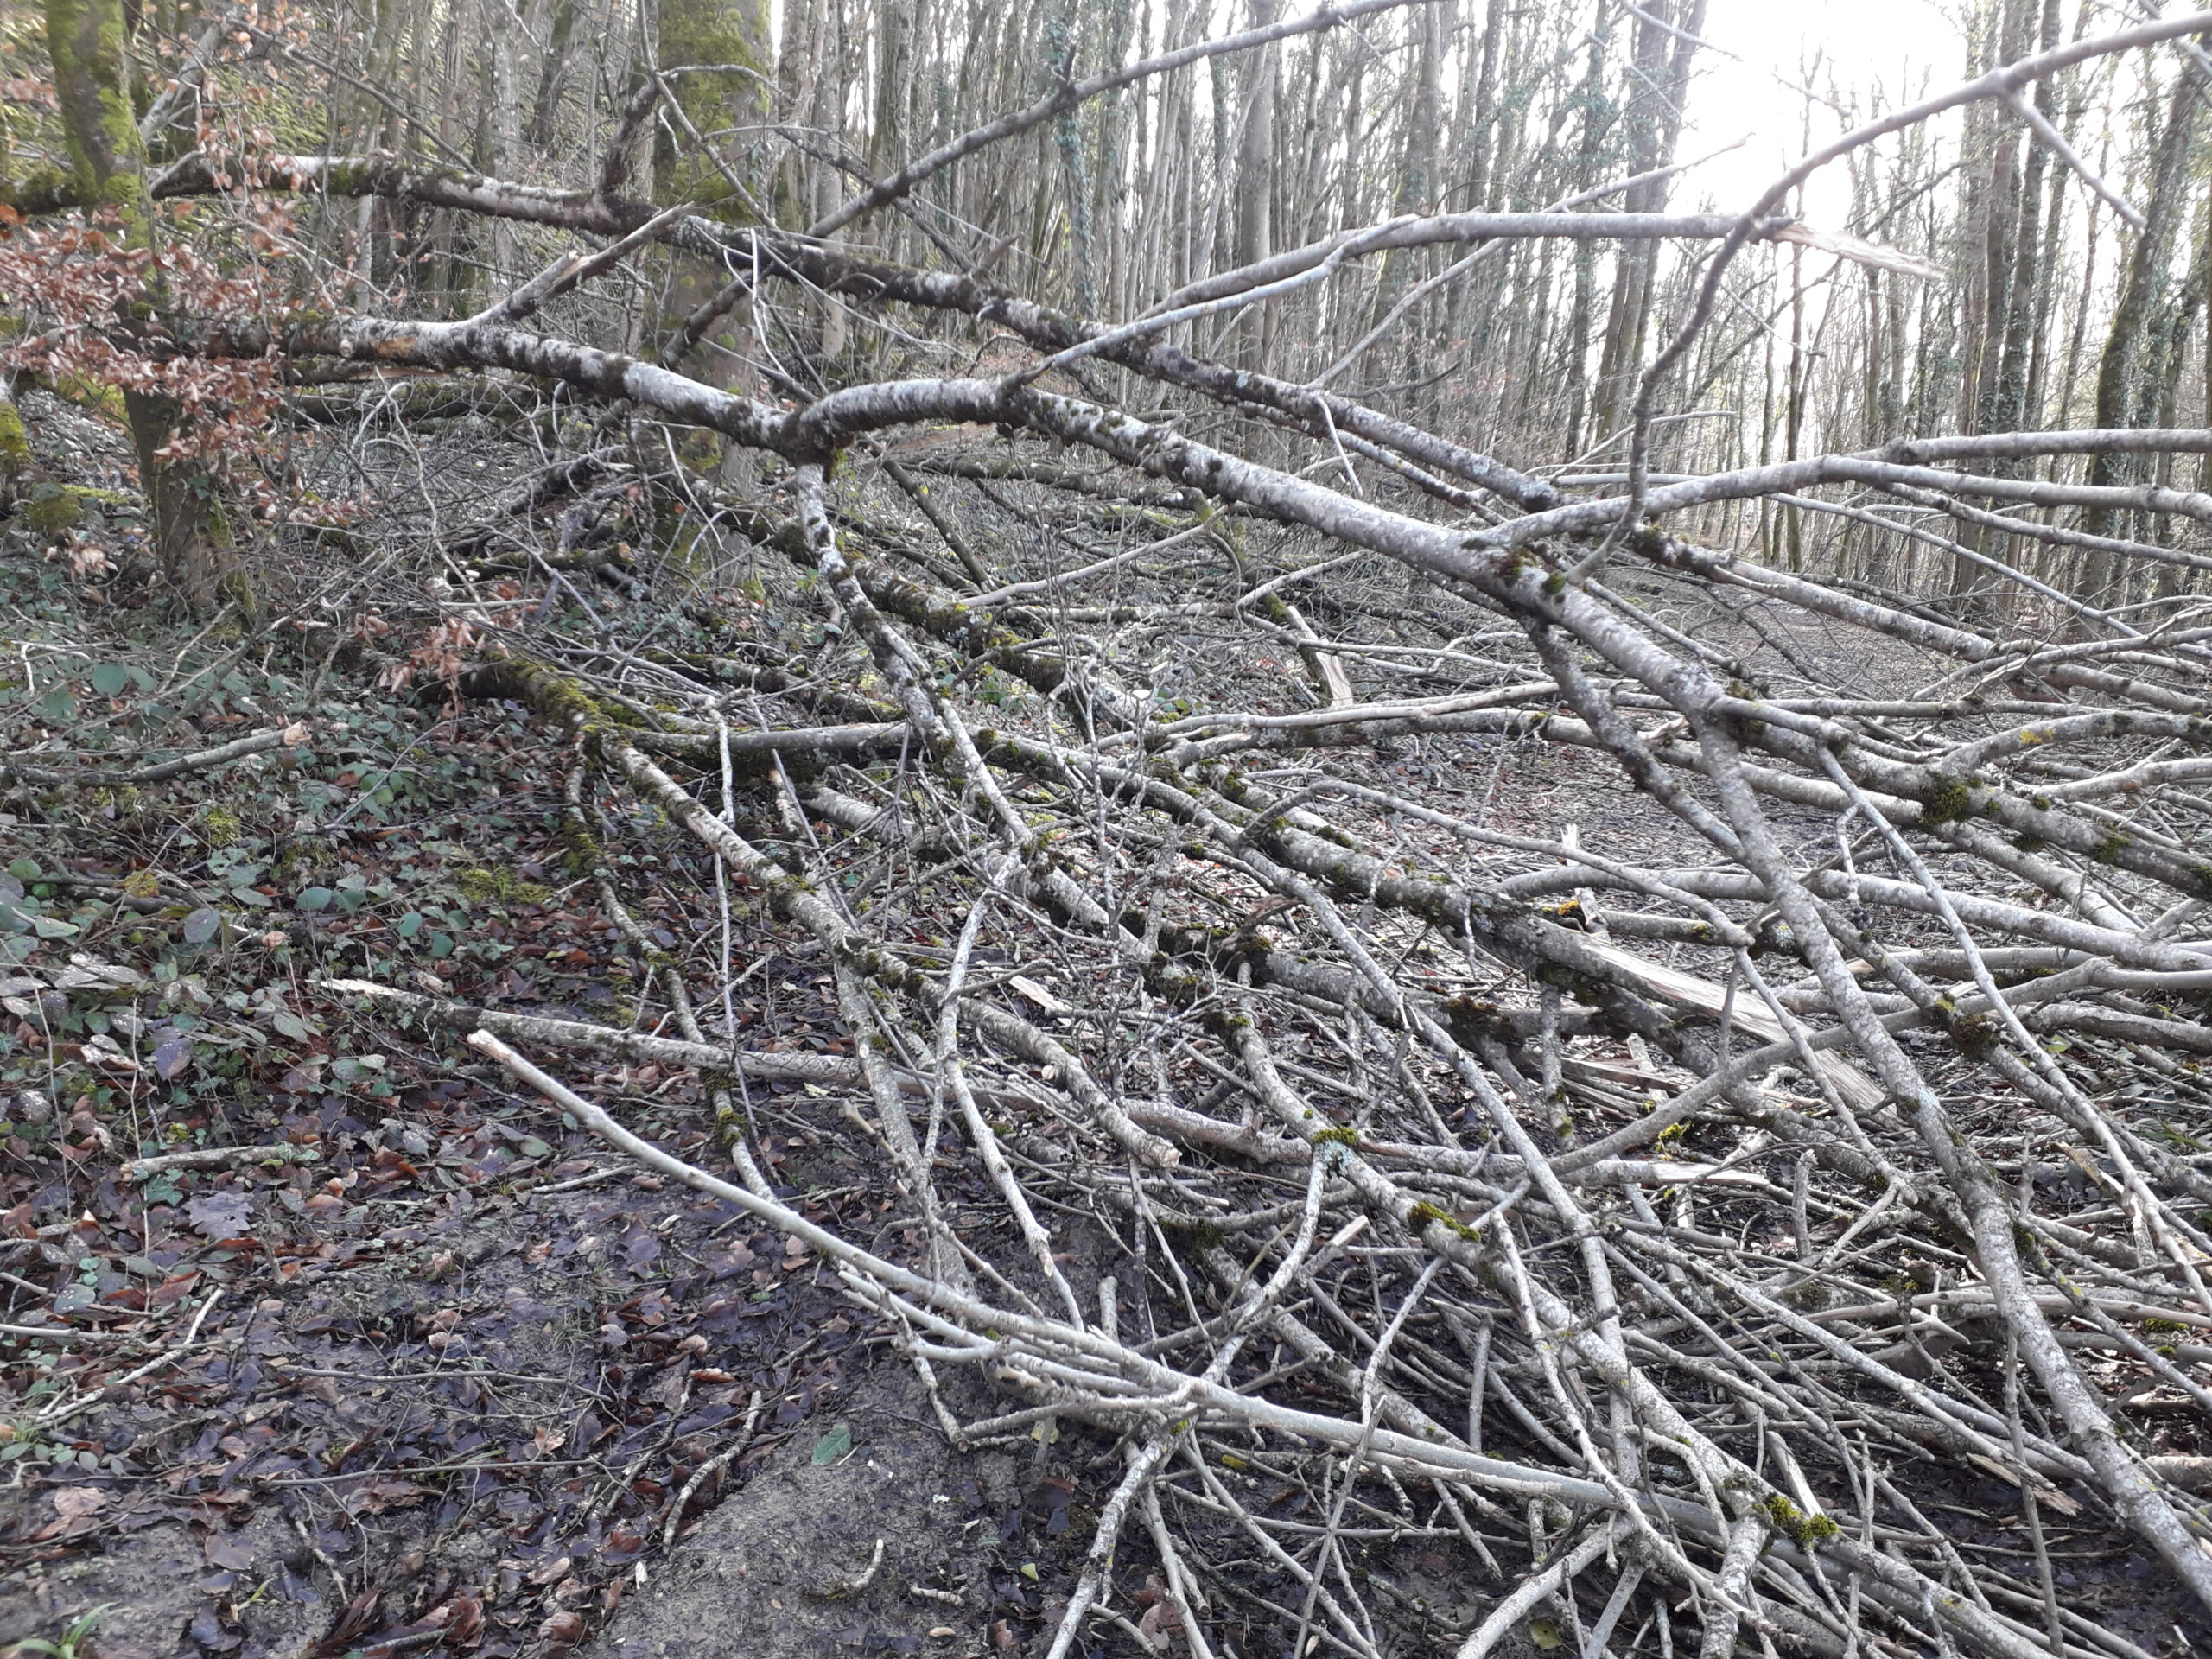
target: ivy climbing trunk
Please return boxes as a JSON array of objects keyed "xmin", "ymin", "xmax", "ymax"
[{"xmin": 43, "ymin": 0, "xmax": 242, "ymax": 614}]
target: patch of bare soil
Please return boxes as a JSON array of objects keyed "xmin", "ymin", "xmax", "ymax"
[
  {"xmin": 0, "ymin": 1083, "xmax": 887, "ymax": 1659},
  {"xmin": 582, "ymin": 1367, "xmax": 995, "ymax": 1659}
]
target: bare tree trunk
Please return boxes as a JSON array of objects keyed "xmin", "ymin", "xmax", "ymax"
[
  {"xmin": 1958, "ymin": 0, "xmax": 2056, "ymax": 617},
  {"xmin": 1230, "ymin": 0, "xmax": 1281, "ymax": 364},
  {"xmin": 2140, "ymin": 195, "xmax": 2210, "ymax": 600},
  {"xmin": 488, "ymin": 0, "xmax": 524, "ymax": 291},
  {"xmin": 1464, "ymin": 0, "xmax": 1505, "ymax": 212},
  {"xmin": 2079, "ymin": 66, "xmax": 2201, "ymax": 605},
  {"xmin": 1589, "ymin": 0, "xmax": 1703, "ymax": 444},
  {"xmin": 2018, "ymin": 21, "xmax": 2082, "ymax": 436},
  {"xmin": 1368, "ymin": 0, "xmax": 1446, "ymax": 327},
  {"xmin": 1560, "ymin": 0, "xmax": 1611, "ymax": 457},
  {"xmin": 527, "ymin": 0, "xmax": 582, "ymax": 147}
]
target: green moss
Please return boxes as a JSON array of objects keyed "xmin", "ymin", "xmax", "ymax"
[
  {"xmin": 50, "ymin": 371, "xmax": 129, "ymax": 423},
  {"xmin": 1761, "ymin": 1493, "xmax": 1840, "ymax": 1548},
  {"xmin": 23, "ymin": 485, "xmax": 90, "ymax": 537},
  {"xmin": 0, "ymin": 399, "xmax": 29, "ymax": 474},
  {"xmin": 1946, "ymin": 1013, "xmax": 1998, "ymax": 1059},
  {"xmin": 2092, "ymin": 831, "xmax": 2133, "ymax": 866},
  {"xmin": 1919, "ymin": 775, "xmax": 1974, "ymax": 826},
  {"xmin": 458, "ymin": 868, "xmax": 556, "ymax": 907},
  {"xmin": 478, "ymin": 658, "xmax": 625, "ymax": 733},
  {"xmin": 1312, "ymin": 1125, "xmax": 1357, "ymax": 1148},
  {"xmin": 44, "ymin": 0, "xmax": 150, "ymax": 238},
  {"xmin": 1405, "ymin": 1199, "xmax": 1480, "ymax": 1242},
  {"xmin": 0, "ymin": 164, "xmax": 81, "ymax": 216},
  {"xmin": 198, "ymin": 804, "xmax": 242, "ymax": 848},
  {"xmin": 654, "ymin": 0, "xmax": 767, "ymax": 207}
]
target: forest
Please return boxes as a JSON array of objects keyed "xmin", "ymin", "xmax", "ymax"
[{"xmin": 4, "ymin": 0, "xmax": 2212, "ymax": 1656}]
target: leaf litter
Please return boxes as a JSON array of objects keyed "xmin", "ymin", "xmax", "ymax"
[{"xmin": 0, "ymin": 525, "xmax": 935, "ymax": 1658}]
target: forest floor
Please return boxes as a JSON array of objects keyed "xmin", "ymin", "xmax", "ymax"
[
  {"xmin": 0, "ymin": 548, "xmax": 1586, "ymax": 1659},
  {"xmin": 3, "ymin": 394, "xmax": 2207, "ymax": 1659}
]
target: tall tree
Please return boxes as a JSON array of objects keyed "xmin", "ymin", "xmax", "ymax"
[
  {"xmin": 2078, "ymin": 64, "xmax": 2202, "ymax": 605},
  {"xmin": 1230, "ymin": 0, "xmax": 1282, "ymax": 362},
  {"xmin": 1588, "ymin": 0, "xmax": 1704, "ymax": 443},
  {"xmin": 43, "ymin": 0, "xmax": 243, "ymax": 613}
]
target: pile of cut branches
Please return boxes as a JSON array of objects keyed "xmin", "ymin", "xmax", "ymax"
[{"xmin": 5, "ymin": 6, "xmax": 2212, "ymax": 1658}]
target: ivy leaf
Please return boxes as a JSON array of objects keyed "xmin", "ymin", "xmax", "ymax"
[
  {"xmin": 810, "ymin": 1423, "xmax": 853, "ymax": 1465},
  {"xmin": 297, "ymin": 887, "xmax": 334, "ymax": 912},
  {"xmin": 90, "ymin": 663, "xmax": 131, "ymax": 696},
  {"xmin": 181, "ymin": 908, "xmax": 222, "ymax": 947}
]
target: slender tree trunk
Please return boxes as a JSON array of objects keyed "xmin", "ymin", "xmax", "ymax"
[
  {"xmin": 1954, "ymin": 0, "xmax": 2056, "ymax": 617},
  {"xmin": 1230, "ymin": 0, "xmax": 1281, "ymax": 364},
  {"xmin": 1369, "ymin": 0, "xmax": 1445, "ymax": 320},
  {"xmin": 1464, "ymin": 0, "xmax": 1505, "ymax": 212},
  {"xmin": 2054, "ymin": 137, "xmax": 2109, "ymax": 430},
  {"xmin": 2079, "ymin": 67, "xmax": 2201, "ymax": 605},
  {"xmin": 488, "ymin": 0, "xmax": 524, "ymax": 290},
  {"xmin": 1590, "ymin": 0, "xmax": 1703, "ymax": 443},
  {"xmin": 2018, "ymin": 76, "xmax": 2076, "ymax": 433},
  {"xmin": 1560, "ymin": 0, "xmax": 1611, "ymax": 456},
  {"xmin": 1785, "ymin": 241, "xmax": 1807, "ymax": 572},
  {"xmin": 2141, "ymin": 196, "xmax": 2210, "ymax": 600},
  {"xmin": 527, "ymin": 0, "xmax": 581, "ymax": 147}
]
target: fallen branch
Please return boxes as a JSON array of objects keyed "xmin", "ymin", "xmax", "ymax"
[{"xmin": 1, "ymin": 724, "xmax": 308, "ymax": 788}]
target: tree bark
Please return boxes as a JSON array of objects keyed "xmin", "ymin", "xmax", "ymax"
[
  {"xmin": 42, "ymin": 0, "xmax": 244, "ymax": 614},
  {"xmin": 1230, "ymin": 0, "xmax": 1281, "ymax": 365},
  {"xmin": 2079, "ymin": 65, "xmax": 2200, "ymax": 606},
  {"xmin": 1589, "ymin": 0, "xmax": 1704, "ymax": 444}
]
